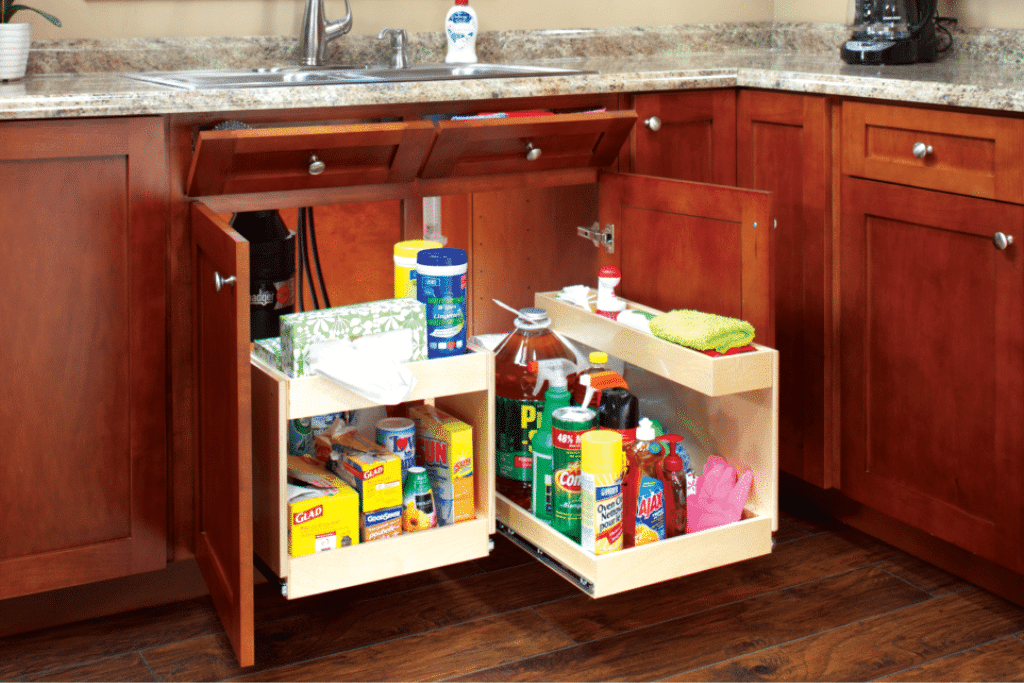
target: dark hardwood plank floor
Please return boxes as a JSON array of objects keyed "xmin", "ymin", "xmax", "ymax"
[{"xmin": 3, "ymin": 509, "xmax": 1023, "ymax": 682}]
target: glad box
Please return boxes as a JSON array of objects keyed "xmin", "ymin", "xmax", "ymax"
[
  {"xmin": 336, "ymin": 451, "xmax": 403, "ymax": 513},
  {"xmin": 288, "ymin": 484, "xmax": 359, "ymax": 557},
  {"xmin": 408, "ymin": 404, "xmax": 475, "ymax": 525}
]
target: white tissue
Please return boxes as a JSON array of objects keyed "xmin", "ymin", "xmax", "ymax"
[
  {"xmin": 555, "ymin": 285, "xmax": 594, "ymax": 310},
  {"xmin": 308, "ymin": 330, "xmax": 418, "ymax": 405}
]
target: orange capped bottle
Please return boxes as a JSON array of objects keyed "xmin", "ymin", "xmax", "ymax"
[
  {"xmin": 570, "ymin": 351, "xmax": 629, "ymax": 409},
  {"xmin": 493, "ymin": 307, "xmax": 578, "ymax": 509}
]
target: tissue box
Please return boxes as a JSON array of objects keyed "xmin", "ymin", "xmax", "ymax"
[
  {"xmin": 279, "ymin": 298, "xmax": 428, "ymax": 378},
  {"xmin": 408, "ymin": 404, "xmax": 475, "ymax": 526},
  {"xmin": 288, "ymin": 482, "xmax": 359, "ymax": 557},
  {"xmin": 253, "ymin": 337, "xmax": 283, "ymax": 370}
]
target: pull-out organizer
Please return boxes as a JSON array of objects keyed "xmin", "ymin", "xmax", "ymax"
[
  {"xmin": 250, "ymin": 345, "xmax": 496, "ymax": 600},
  {"xmin": 495, "ymin": 292, "xmax": 779, "ymax": 598}
]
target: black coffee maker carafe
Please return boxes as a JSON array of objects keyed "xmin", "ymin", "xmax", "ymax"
[{"xmin": 841, "ymin": 0, "xmax": 938, "ymax": 65}]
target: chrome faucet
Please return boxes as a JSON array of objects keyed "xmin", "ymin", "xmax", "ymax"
[
  {"xmin": 299, "ymin": 0, "xmax": 353, "ymax": 66},
  {"xmin": 378, "ymin": 28, "xmax": 409, "ymax": 69}
]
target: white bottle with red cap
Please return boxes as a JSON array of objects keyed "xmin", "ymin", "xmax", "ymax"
[
  {"xmin": 445, "ymin": 0, "xmax": 478, "ymax": 63},
  {"xmin": 596, "ymin": 265, "xmax": 626, "ymax": 320}
]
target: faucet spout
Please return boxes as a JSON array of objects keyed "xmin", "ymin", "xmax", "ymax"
[{"xmin": 299, "ymin": 0, "xmax": 353, "ymax": 66}]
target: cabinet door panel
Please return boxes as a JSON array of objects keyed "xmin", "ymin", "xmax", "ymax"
[
  {"xmin": 601, "ymin": 172, "xmax": 774, "ymax": 346},
  {"xmin": 0, "ymin": 118, "xmax": 167, "ymax": 599},
  {"xmin": 738, "ymin": 90, "xmax": 833, "ymax": 488},
  {"xmin": 632, "ymin": 90, "xmax": 737, "ymax": 185},
  {"xmin": 191, "ymin": 203, "xmax": 254, "ymax": 667},
  {"xmin": 839, "ymin": 177, "xmax": 1024, "ymax": 572}
]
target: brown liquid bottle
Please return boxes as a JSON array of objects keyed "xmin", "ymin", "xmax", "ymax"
[{"xmin": 493, "ymin": 307, "xmax": 578, "ymax": 509}]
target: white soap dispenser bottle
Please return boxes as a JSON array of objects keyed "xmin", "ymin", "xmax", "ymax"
[{"xmin": 445, "ymin": 0, "xmax": 478, "ymax": 63}]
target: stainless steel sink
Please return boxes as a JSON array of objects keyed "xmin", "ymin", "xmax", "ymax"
[{"xmin": 123, "ymin": 63, "xmax": 588, "ymax": 90}]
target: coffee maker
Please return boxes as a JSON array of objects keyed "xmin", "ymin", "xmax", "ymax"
[{"xmin": 841, "ymin": 0, "xmax": 938, "ymax": 65}]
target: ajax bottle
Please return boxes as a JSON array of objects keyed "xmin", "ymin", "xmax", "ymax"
[
  {"xmin": 528, "ymin": 358, "xmax": 575, "ymax": 524},
  {"xmin": 493, "ymin": 306, "xmax": 578, "ymax": 509},
  {"xmin": 580, "ymin": 430, "xmax": 624, "ymax": 555},
  {"xmin": 623, "ymin": 417, "xmax": 666, "ymax": 547}
]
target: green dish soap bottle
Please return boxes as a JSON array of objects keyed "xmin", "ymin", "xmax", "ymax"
[{"xmin": 528, "ymin": 358, "xmax": 576, "ymax": 524}]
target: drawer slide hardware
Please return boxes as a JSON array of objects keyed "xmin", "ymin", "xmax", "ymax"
[
  {"xmin": 496, "ymin": 521, "xmax": 595, "ymax": 596},
  {"xmin": 577, "ymin": 222, "xmax": 615, "ymax": 254}
]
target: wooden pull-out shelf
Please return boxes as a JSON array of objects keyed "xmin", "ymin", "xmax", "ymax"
[
  {"xmin": 493, "ymin": 293, "xmax": 779, "ymax": 598},
  {"xmin": 251, "ymin": 346, "xmax": 495, "ymax": 600}
]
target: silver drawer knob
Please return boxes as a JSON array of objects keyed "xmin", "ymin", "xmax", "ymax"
[
  {"xmin": 308, "ymin": 154, "xmax": 326, "ymax": 175},
  {"xmin": 525, "ymin": 142, "xmax": 542, "ymax": 161},
  {"xmin": 912, "ymin": 142, "xmax": 933, "ymax": 159},
  {"xmin": 994, "ymin": 232, "xmax": 1015, "ymax": 251},
  {"xmin": 214, "ymin": 272, "xmax": 237, "ymax": 292},
  {"xmin": 645, "ymin": 116, "xmax": 662, "ymax": 132}
]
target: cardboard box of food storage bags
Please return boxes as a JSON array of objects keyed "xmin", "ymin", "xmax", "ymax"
[{"xmin": 286, "ymin": 457, "xmax": 360, "ymax": 557}]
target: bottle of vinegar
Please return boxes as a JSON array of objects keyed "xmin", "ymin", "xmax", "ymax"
[{"xmin": 493, "ymin": 307, "xmax": 577, "ymax": 509}]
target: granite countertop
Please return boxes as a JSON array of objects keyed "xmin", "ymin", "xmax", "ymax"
[{"xmin": 4, "ymin": 24, "xmax": 1024, "ymax": 120}]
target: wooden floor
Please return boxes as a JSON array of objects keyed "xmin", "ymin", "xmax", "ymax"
[{"xmin": 4, "ymin": 507, "xmax": 1024, "ymax": 682}]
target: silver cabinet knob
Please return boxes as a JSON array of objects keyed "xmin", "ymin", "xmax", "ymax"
[
  {"xmin": 644, "ymin": 116, "xmax": 662, "ymax": 132},
  {"xmin": 994, "ymin": 232, "xmax": 1015, "ymax": 250},
  {"xmin": 308, "ymin": 154, "xmax": 326, "ymax": 175},
  {"xmin": 214, "ymin": 272, "xmax": 237, "ymax": 292},
  {"xmin": 912, "ymin": 142, "xmax": 934, "ymax": 159},
  {"xmin": 525, "ymin": 142, "xmax": 542, "ymax": 161}
]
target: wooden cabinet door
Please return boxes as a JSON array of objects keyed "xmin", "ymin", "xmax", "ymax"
[
  {"xmin": 839, "ymin": 177, "xmax": 1024, "ymax": 573},
  {"xmin": 738, "ymin": 90, "xmax": 834, "ymax": 488},
  {"xmin": 0, "ymin": 117, "xmax": 167, "ymax": 599},
  {"xmin": 631, "ymin": 90, "xmax": 737, "ymax": 185},
  {"xmin": 600, "ymin": 172, "xmax": 774, "ymax": 345},
  {"xmin": 191, "ymin": 203, "xmax": 254, "ymax": 667}
]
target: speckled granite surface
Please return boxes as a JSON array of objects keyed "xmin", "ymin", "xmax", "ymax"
[{"xmin": 4, "ymin": 23, "xmax": 1024, "ymax": 120}]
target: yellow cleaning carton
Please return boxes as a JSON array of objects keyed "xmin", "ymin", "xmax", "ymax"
[
  {"xmin": 408, "ymin": 404, "xmax": 475, "ymax": 525},
  {"xmin": 287, "ymin": 482, "xmax": 359, "ymax": 557},
  {"xmin": 327, "ymin": 430, "xmax": 404, "ymax": 513}
]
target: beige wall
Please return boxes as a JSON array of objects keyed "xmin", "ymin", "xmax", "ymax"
[
  {"xmin": 774, "ymin": 0, "xmax": 1024, "ymax": 29},
  {"xmin": 24, "ymin": 0, "xmax": 1024, "ymax": 41}
]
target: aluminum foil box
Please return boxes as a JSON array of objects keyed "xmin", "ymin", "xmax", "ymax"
[{"xmin": 279, "ymin": 298, "xmax": 428, "ymax": 378}]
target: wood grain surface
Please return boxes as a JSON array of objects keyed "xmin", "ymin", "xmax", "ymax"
[{"xmin": 1, "ymin": 510, "xmax": 1022, "ymax": 682}]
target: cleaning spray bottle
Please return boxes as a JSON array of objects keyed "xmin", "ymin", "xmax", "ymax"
[
  {"xmin": 445, "ymin": 0, "xmax": 478, "ymax": 63},
  {"xmin": 528, "ymin": 358, "xmax": 575, "ymax": 524}
]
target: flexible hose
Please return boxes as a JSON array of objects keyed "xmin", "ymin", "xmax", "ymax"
[{"xmin": 306, "ymin": 207, "xmax": 331, "ymax": 309}]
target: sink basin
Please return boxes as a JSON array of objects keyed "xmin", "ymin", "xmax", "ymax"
[{"xmin": 123, "ymin": 63, "xmax": 589, "ymax": 90}]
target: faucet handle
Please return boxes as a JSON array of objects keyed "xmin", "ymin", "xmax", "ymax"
[{"xmin": 378, "ymin": 28, "xmax": 409, "ymax": 69}]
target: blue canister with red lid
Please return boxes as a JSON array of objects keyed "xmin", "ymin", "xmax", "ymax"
[{"xmin": 416, "ymin": 247, "xmax": 468, "ymax": 358}]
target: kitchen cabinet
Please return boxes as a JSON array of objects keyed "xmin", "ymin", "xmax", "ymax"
[
  {"xmin": 186, "ymin": 101, "xmax": 776, "ymax": 665},
  {"xmin": 737, "ymin": 90, "xmax": 834, "ymax": 489},
  {"xmin": 837, "ymin": 101, "xmax": 1024, "ymax": 574},
  {"xmin": 0, "ymin": 117, "xmax": 168, "ymax": 599}
]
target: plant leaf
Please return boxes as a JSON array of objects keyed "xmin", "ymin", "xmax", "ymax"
[{"xmin": 5, "ymin": 4, "xmax": 61, "ymax": 26}]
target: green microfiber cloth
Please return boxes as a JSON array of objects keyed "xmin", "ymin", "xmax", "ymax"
[{"xmin": 649, "ymin": 309, "xmax": 755, "ymax": 353}]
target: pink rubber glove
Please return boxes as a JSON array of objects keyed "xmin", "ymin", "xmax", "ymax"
[{"xmin": 686, "ymin": 455, "xmax": 754, "ymax": 533}]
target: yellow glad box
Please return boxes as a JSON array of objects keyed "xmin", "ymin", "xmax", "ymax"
[
  {"xmin": 338, "ymin": 451, "xmax": 403, "ymax": 513},
  {"xmin": 408, "ymin": 404, "xmax": 475, "ymax": 526},
  {"xmin": 288, "ymin": 485, "xmax": 359, "ymax": 557}
]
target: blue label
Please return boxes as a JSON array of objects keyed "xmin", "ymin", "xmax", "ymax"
[{"xmin": 417, "ymin": 271, "xmax": 467, "ymax": 358}]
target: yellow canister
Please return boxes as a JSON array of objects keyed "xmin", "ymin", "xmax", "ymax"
[
  {"xmin": 394, "ymin": 240, "xmax": 443, "ymax": 298},
  {"xmin": 580, "ymin": 430, "xmax": 624, "ymax": 555}
]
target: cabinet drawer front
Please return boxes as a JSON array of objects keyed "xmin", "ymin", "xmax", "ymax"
[{"xmin": 842, "ymin": 101, "xmax": 1024, "ymax": 203}]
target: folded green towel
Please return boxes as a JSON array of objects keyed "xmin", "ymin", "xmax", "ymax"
[{"xmin": 649, "ymin": 309, "xmax": 755, "ymax": 353}]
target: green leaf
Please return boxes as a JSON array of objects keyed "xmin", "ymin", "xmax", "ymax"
[{"xmin": 4, "ymin": 4, "xmax": 61, "ymax": 26}]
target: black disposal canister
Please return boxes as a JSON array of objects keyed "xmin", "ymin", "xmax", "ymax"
[{"xmin": 230, "ymin": 210, "xmax": 296, "ymax": 340}]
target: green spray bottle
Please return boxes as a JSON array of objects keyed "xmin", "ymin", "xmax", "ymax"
[{"xmin": 529, "ymin": 358, "xmax": 576, "ymax": 524}]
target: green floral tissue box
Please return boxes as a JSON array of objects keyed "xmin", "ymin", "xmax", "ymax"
[
  {"xmin": 253, "ymin": 337, "xmax": 283, "ymax": 370},
  {"xmin": 279, "ymin": 298, "xmax": 428, "ymax": 378}
]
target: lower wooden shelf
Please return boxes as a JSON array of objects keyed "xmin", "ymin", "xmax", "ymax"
[{"xmin": 496, "ymin": 495, "xmax": 773, "ymax": 598}]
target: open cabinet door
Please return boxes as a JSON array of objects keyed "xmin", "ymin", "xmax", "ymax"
[
  {"xmin": 191, "ymin": 203, "xmax": 255, "ymax": 667},
  {"xmin": 600, "ymin": 172, "xmax": 775, "ymax": 347}
]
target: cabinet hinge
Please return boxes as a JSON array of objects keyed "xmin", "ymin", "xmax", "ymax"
[{"xmin": 577, "ymin": 222, "xmax": 615, "ymax": 254}]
